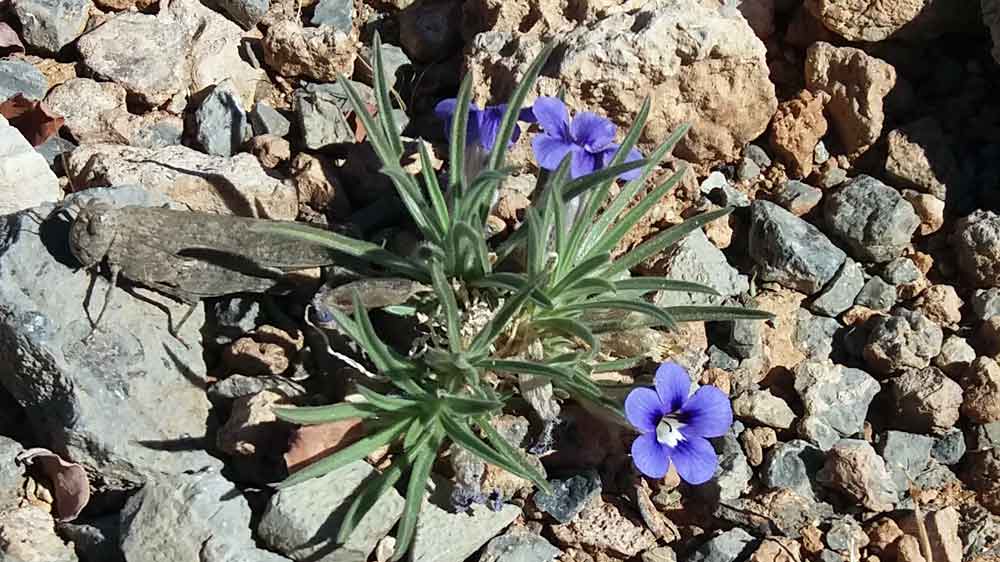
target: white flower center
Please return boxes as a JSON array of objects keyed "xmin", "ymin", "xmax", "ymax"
[{"xmin": 656, "ymin": 417, "xmax": 685, "ymax": 448}]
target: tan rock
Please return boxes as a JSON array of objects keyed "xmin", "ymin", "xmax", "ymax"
[
  {"xmin": 886, "ymin": 119, "xmax": 957, "ymax": 201},
  {"xmin": 768, "ymin": 90, "xmax": 829, "ymax": 179},
  {"xmin": 866, "ymin": 517, "xmax": 903, "ymax": 553},
  {"xmin": 842, "ymin": 305, "xmax": 880, "ymax": 326},
  {"xmin": 66, "ymin": 143, "xmax": 299, "ymax": 219},
  {"xmin": 0, "ymin": 505, "xmax": 78, "ymax": 561},
  {"xmin": 740, "ymin": 426, "xmax": 777, "ymax": 467},
  {"xmin": 895, "ymin": 535, "xmax": 926, "ymax": 562},
  {"xmin": 800, "ymin": 525, "xmax": 824, "ymax": 555},
  {"xmin": 805, "ymin": 42, "xmax": 896, "ymax": 156},
  {"xmin": 290, "ymin": 153, "xmax": 350, "ymax": 218},
  {"xmin": 749, "ymin": 537, "xmax": 800, "ymax": 562},
  {"xmin": 805, "ymin": 0, "xmax": 978, "ymax": 41},
  {"xmin": 217, "ymin": 390, "xmax": 283, "ymax": 456},
  {"xmin": 248, "ymin": 134, "xmax": 291, "ymax": 169},
  {"xmin": 821, "ymin": 439, "xmax": 897, "ymax": 512},
  {"xmin": 22, "ymin": 56, "xmax": 76, "ymax": 89},
  {"xmin": 700, "ymin": 368, "xmax": 732, "ymax": 396},
  {"xmin": 222, "ymin": 325, "xmax": 303, "ymax": 377},
  {"xmin": 962, "ymin": 356, "xmax": 1000, "ymax": 423},
  {"xmin": 464, "ymin": 0, "xmax": 777, "ymax": 165},
  {"xmin": 263, "ymin": 20, "xmax": 358, "ymax": 82},
  {"xmin": 285, "ymin": 418, "xmax": 365, "ymax": 472},
  {"xmin": 904, "ymin": 190, "xmax": 945, "ymax": 235},
  {"xmin": 461, "ymin": 0, "xmax": 572, "ymax": 39},
  {"xmin": 978, "ymin": 316, "xmax": 1000, "ymax": 356},
  {"xmin": 899, "ymin": 507, "xmax": 962, "ymax": 562},
  {"xmin": 550, "ymin": 496, "xmax": 656, "ymax": 558},
  {"xmin": 913, "ymin": 284, "xmax": 962, "ymax": 326},
  {"xmin": 0, "ymin": 116, "xmax": 61, "ymax": 215},
  {"xmin": 756, "ymin": 288, "xmax": 808, "ymax": 374}
]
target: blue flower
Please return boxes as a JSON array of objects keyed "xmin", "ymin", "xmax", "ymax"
[
  {"xmin": 530, "ymin": 96, "xmax": 643, "ymax": 180},
  {"xmin": 625, "ymin": 362, "xmax": 732, "ymax": 484},
  {"xmin": 434, "ymin": 99, "xmax": 535, "ymax": 152}
]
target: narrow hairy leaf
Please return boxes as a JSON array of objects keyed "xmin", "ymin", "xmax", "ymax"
[
  {"xmin": 561, "ymin": 299, "xmax": 678, "ymax": 330},
  {"xmin": 430, "ymin": 261, "xmax": 463, "ymax": 353},
  {"xmin": 380, "ymin": 166, "xmax": 440, "ymax": 244},
  {"xmin": 352, "ymin": 290, "xmax": 408, "ymax": 372},
  {"xmin": 470, "ymin": 273, "xmax": 554, "ymax": 308},
  {"xmin": 613, "ymin": 278, "xmax": 720, "ymax": 295},
  {"xmin": 393, "ymin": 432, "xmax": 443, "ymax": 560},
  {"xmin": 354, "ymin": 385, "xmax": 422, "ymax": 411},
  {"xmin": 452, "ymin": 220, "xmax": 491, "ymax": 279},
  {"xmin": 442, "ymin": 413, "xmax": 547, "ymax": 490},
  {"xmin": 555, "ymin": 277, "xmax": 618, "ymax": 303},
  {"xmin": 442, "ymin": 394, "xmax": 504, "ymax": 416},
  {"xmin": 273, "ymin": 402, "xmax": 381, "ymax": 424},
  {"xmin": 468, "ymin": 273, "xmax": 547, "ymax": 356},
  {"xmin": 338, "ymin": 74, "xmax": 391, "ymax": 161},
  {"xmin": 336, "ymin": 458, "xmax": 405, "ymax": 543},
  {"xmin": 609, "ymin": 207, "xmax": 733, "ymax": 276},
  {"xmin": 372, "ymin": 33, "xmax": 404, "ymax": 157},
  {"xmin": 591, "ymin": 356, "xmax": 646, "ymax": 373},
  {"xmin": 550, "ymin": 252, "xmax": 611, "ymax": 295},
  {"xmin": 530, "ymin": 317, "xmax": 599, "ymax": 360},
  {"xmin": 449, "ymin": 75, "xmax": 474, "ymax": 191},
  {"xmin": 486, "ymin": 43, "xmax": 555, "ymax": 170},
  {"xmin": 476, "ymin": 416, "xmax": 550, "ymax": 492},
  {"xmin": 418, "ymin": 139, "xmax": 450, "ymax": 234},
  {"xmin": 562, "ymin": 160, "xmax": 648, "ymax": 201},
  {"xmin": 663, "ymin": 305, "xmax": 775, "ymax": 323}
]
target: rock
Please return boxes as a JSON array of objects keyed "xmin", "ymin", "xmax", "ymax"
[
  {"xmin": 65, "ymin": 143, "xmax": 298, "ymax": 219},
  {"xmin": 0, "ymin": 505, "xmax": 78, "ymax": 562},
  {"xmin": 878, "ymin": 430, "xmax": 936, "ymax": 492},
  {"xmin": 732, "ymin": 390, "xmax": 795, "ymax": 429},
  {"xmin": 642, "ymin": 546, "xmax": 677, "ymax": 562},
  {"xmin": 481, "ymin": 529, "xmax": 561, "ymax": 562},
  {"xmin": 980, "ymin": 317, "xmax": 1000, "ymax": 356},
  {"xmin": 815, "ymin": 163, "xmax": 847, "ymax": 189},
  {"xmin": 768, "ymin": 90, "xmax": 829, "ymax": 178},
  {"xmin": 794, "ymin": 360, "xmax": 880, "ymax": 450},
  {"xmin": 825, "ymin": 175, "xmax": 919, "ymax": 263},
  {"xmin": 774, "ymin": 180, "xmax": 823, "ymax": 216},
  {"xmin": 290, "ymin": 153, "xmax": 346, "ymax": 214},
  {"xmin": 970, "ymin": 422, "xmax": 1000, "ymax": 452},
  {"xmin": 311, "ymin": 0, "xmax": 353, "ymax": 31},
  {"xmin": 867, "ymin": 518, "xmax": 903, "ymax": 553},
  {"xmin": 745, "ymin": 144, "xmax": 772, "ymax": 169},
  {"xmin": 809, "ymin": 258, "xmax": 864, "ymax": 317},
  {"xmin": 826, "ymin": 517, "xmax": 867, "ymax": 558},
  {"xmin": 222, "ymin": 325, "xmax": 303, "ymax": 376},
  {"xmin": 703, "ymin": 179, "xmax": 750, "ymax": 208},
  {"xmin": 0, "ymin": 193, "xmax": 219, "ymax": 491},
  {"xmin": 120, "ymin": 469, "xmax": 287, "ymax": 562},
  {"xmin": 904, "ymin": 190, "xmax": 945, "ymax": 235},
  {"xmin": 58, "ymin": 515, "xmax": 123, "ymax": 562},
  {"xmin": 35, "ymin": 136, "xmax": 76, "ymax": 172},
  {"xmin": 708, "ymin": 423, "xmax": 753, "ymax": 502},
  {"xmin": 411, "ymin": 481, "xmax": 521, "ymax": 562},
  {"xmin": 748, "ymin": 200, "xmax": 846, "ymax": 295},
  {"xmin": 688, "ymin": 528, "xmax": 757, "ymax": 562},
  {"xmin": 740, "ymin": 426, "xmax": 777, "ymax": 467},
  {"xmin": 399, "ymin": 0, "xmax": 462, "ymax": 63},
  {"xmin": 864, "ymin": 309, "xmax": 943, "ymax": 376},
  {"xmin": 899, "ymin": 507, "xmax": 963, "ymax": 562},
  {"xmin": 737, "ymin": 157, "xmax": 761, "ymax": 182},
  {"xmin": 534, "ymin": 470, "xmax": 601, "ymax": 524},
  {"xmin": 914, "ymin": 285, "xmax": 962, "ymax": 327},
  {"xmin": 804, "ymin": 0, "xmax": 977, "ymax": 41},
  {"xmin": 356, "ymin": 42, "xmax": 411, "ymax": 90},
  {"xmin": 295, "ymin": 81, "xmax": 374, "ymax": 150},
  {"xmin": 208, "ymin": 374, "xmax": 304, "ymax": 403},
  {"xmin": 885, "ymin": 118, "xmax": 957, "ymax": 201},
  {"xmin": 896, "ymin": 535, "xmax": 926, "ymax": 562},
  {"xmin": 0, "ymin": 115, "xmax": 61, "ymax": 215},
  {"xmin": 250, "ymin": 102, "xmax": 291, "ymax": 138},
  {"xmin": 259, "ymin": 461, "xmax": 404, "ymax": 562},
  {"xmin": 249, "ymin": 135, "xmax": 291, "ymax": 169},
  {"xmin": 0, "ymin": 436, "xmax": 24, "ymax": 512},
  {"xmin": 748, "ymin": 538, "xmax": 800, "ymax": 562},
  {"xmin": 854, "ymin": 277, "xmax": 896, "ymax": 311},
  {"xmin": 805, "ymin": 42, "xmax": 896, "ymax": 155},
  {"xmin": 0, "ymin": 58, "xmax": 48, "ymax": 101},
  {"xmin": 195, "ymin": 82, "xmax": 252, "ymax": 157},
  {"xmin": 794, "ymin": 309, "xmax": 839, "ymax": 359},
  {"xmin": 549, "ymin": 496, "xmax": 656, "ymax": 558},
  {"xmin": 762, "ymin": 440, "xmax": 824, "ymax": 500},
  {"xmin": 952, "ymin": 210, "xmax": 1000, "ymax": 288},
  {"xmin": 819, "ymin": 439, "xmax": 897, "ymax": 512},
  {"xmin": 463, "ymin": 0, "xmax": 777, "ymax": 164},
  {"xmin": 214, "ymin": 0, "xmax": 269, "ymax": 28},
  {"xmin": 882, "ymin": 257, "xmax": 921, "ymax": 285},
  {"xmin": 989, "ymin": 0, "xmax": 1000, "ymax": 65},
  {"xmin": 13, "ymin": 0, "xmax": 91, "ymax": 53},
  {"xmin": 962, "ymin": 356, "xmax": 1000, "ymax": 424},
  {"xmin": 654, "ymin": 228, "xmax": 749, "ymax": 306},
  {"xmin": 973, "ymin": 289, "xmax": 1000, "ymax": 320},
  {"xmin": 890, "ymin": 367, "xmax": 963, "ymax": 434},
  {"xmin": 263, "ymin": 20, "xmax": 358, "ymax": 82},
  {"xmin": 932, "ymin": 428, "xmax": 966, "ymax": 465},
  {"xmin": 755, "ymin": 289, "xmax": 809, "ymax": 375},
  {"xmin": 217, "ymin": 390, "xmax": 284, "ymax": 456}
]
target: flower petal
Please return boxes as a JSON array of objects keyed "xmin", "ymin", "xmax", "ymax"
[
  {"xmin": 655, "ymin": 362, "xmax": 691, "ymax": 413},
  {"xmin": 570, "ymin": 147, "xmax": 597, "ymax": 179},
  {"xmin": 436, "ymin": 99, "xmax": 481, "ymax": 142},
  {"xmin": 434, "ymin": 98, "xmax": 458, "ymax": 120},
  {"xmin": 531, "ymin": 96, "xmax": 570, "ymax": 139},
  {"xmin": 632, "ymin": 433, "xmax": 670, "ymax": 478},
  {"xmin": 670, "ymin": 435, "xmax": 719, "ymax": 485},
  {"xmin": 570, "ymin": 112, "xmax": 615, "ymax": 152},
  {"xmin": 625, "ymin": 387, "xmax": 664, "ymax": 433},
  {"xmin": 519, "ymin": 106, "xmax": 537, "ymax": 123},
  {"xmin": 477, "ymin": 105, "xmax": 508, "ymax": 151},
  {"xmin": 600, "ymin": 144, "xmax": 645, "ymax": 181},
  {"xmin": 532, "ymin": 134, "xmax": 574, "ymax": 170},
  {"xmin": 678, "ymin": 385, "xmax": 733, "ymax": 439}
]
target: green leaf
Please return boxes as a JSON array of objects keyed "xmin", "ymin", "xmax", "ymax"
[
  {"xmin": 469, "ymin": 272, "xmax": 554, "ymax": 308},
  {"xmin": 663, "ymin": 305, "xmax": 775, "ymax": 323},
  {"xmin": 336, "ymin": 458, "xmax": 405, "ymax": 543},
  {"xmin": 449, "ymin": 75, "xmax": 474, "ymax": 192},
  {"xmin": 613, "ymin": 278, "xmax": 720, "ymax": 295},
  {"xmin": 354, "ymin": 385, "xmax": 422, "ymax": 412},
  {"xmin": 352, "ymin": 290, "xmax": 408, "ymax": 373},
  {"xmin": 559, "ymin": 298, "xmax": 678, "ymax": 330},
  {"xmin": 609, "ymin": 207, "xmax": 733, "ymax": 276},
  {"xmin": 591, "ymin": 356, "xmax": 646, "ymax": 373},
  {"xmin": 441, "ymin": 394, "xmax": 505, "ymax": 416},
  {"xmin": 430, "ymin": 261, "xmax": 463, "ymax": 353},
  {"xmin": 454, "ymin": 168, "xmax": 512, "ymax": 225},
  {"xmin": 468, "ymin": 273, "xmax": 547, "ymax": 356},
  {"xmin": 476, "ymin": 359, "xmax": 597, "ymax": 394},
  {"xmin": 550, "ymin": 252, "xmax": 611, "ymax": 295},
  {"xmin": 273, "ymin": 402, "xmax": 381, "ymax": 424},
  {"xmin": 452, "ymin": 220, "xmax": 491, "ymax": 279},
  {"xmin": 393, "ymin": 431, "xmax": 443, "ymax": 560},
  {"xmin": 555, "ymin": 277, "xmax": 618, "ymax": 303},
  {"xmin": 441, "ymin": 413, "xmax": 547, "ymax": 490},
  {"xmin": 372, "ymin": 33, "xmax": 404, "ymax": 157},
  {"xmin": 562, "ymin": 159, "xmax": 648, "ymax": 201},
  {"xmin": 530, "ymin": 317, "xmax": 599, "ymax": 361},
  {"xmin": 418, "ymin": 139, "xmax": 450, "ymax": 234},
  {"xmin": 277, "ymin": 416, "xmax": 411, "ymax": 488},
  {"xmin": 486, "ymin": 43, "xmax": 555, "ymax": 170},
  {"xmin": 525, "ymin": 207, "xmax": 546, "ymax": 278},
  {"xmin": 380, "ymin": 166, "xmax": 441, "ymax": 245},
  {"xmin": 476, "ymin": 416, "xmax": 550, "ymax": 493},
  {"xmin": 338, "ymin": 74, "xmax": 391, "ymax": 161}
]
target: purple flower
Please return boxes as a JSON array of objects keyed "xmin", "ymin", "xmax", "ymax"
[
  {"xmin": 625, "ymin": 362, "xmax": 732, "ymax": 484},
  {"xmin": 434, "ymin": 99, "xmax": 535, "ymax": 152},
  {"xmin": 530, "ymin": 96, "xmax": 643, "ymax": 180}
]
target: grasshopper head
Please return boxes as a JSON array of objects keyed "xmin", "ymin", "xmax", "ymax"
[{"xmin": 69, "ymin": 201, "xmax": 118, "ymax": 269}]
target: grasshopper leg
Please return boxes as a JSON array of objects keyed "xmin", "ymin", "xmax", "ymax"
[
  {"xmin": 86, "ymin": 265, "xmax": 120, "ymax": 339},
  {"xmin": 170, "ymin": 303, "xmax": 199, "ymax": 338}
]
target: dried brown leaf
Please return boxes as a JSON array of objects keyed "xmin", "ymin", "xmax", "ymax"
[
  {"xmin": 0, "ymin": 23, "xmax": 24, "ymax": 55},
  {"xmin": 16, "ymin": 448, "xmax": 91, "ymax": 522},
  {"xmin": 0, "ymin": 94, "xmax": 65, "ymax": 146},
  {"xmin": 284, "ymin": 417, "xmax": 365, "ymax": 473}
]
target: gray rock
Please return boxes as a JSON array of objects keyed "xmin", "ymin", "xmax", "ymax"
[
  {"xmin": 818, "ymin": 550, "xmax": 842, "ymax": 562},
  {"xmin": 132, "ymin": 116, "xmax": 184, "ymax": 149},
  {"xmin": 207, "ymin": 374, "xmax": 305, "ymax": 403},
  {"xmin": 971, "ymin": 422, "xmax": 1000, "ymax": 452},
  {"xmin": 744, "ymin": 144, "xmax": 772, "ymax": 168},
  {"xmin": 762, "ymin": 439, "xmax": 825, "ymax": 500},
  {"xmin": 250, "ymin": 102, "xmax": 291, "ymax": 138},
  {"xmin": 357, "ymin": 43, "xmax": 412, "ymax": 91},
  {"xmin": 794, "ymin": 309, "xmax": 840, "ymax": 359},
  {"xmin": 864, "ymin": 309, "xmax": 943, "ymax": 376},
  {"xmin": 1, "ymin": 115, "xmax": 61, "ymax": 215},
  {"xmin": 890, "ymin": 366, "xmax": 963, "ymax": 433},
  {"xmin": 311, "ymin": 0, "xmax": 353, "ymax": 32},
  {"xmin": 0, "ymin": 436, "xmax": 24, "ymax": 512},
  {"xmin": 35, "ymin": 136, "xmax": 76, "ymax": 172},
  {"xmin": 878, "ymin": 430, "xmax": 936, "ymax": 493},
  {"xmin": 398, "ymin": 0, "xmax": 462, "ymax": 63},
  {"xmin": 296, "ymin": 81, "xmax": 375, "ymax": 150},
  {"xmin": 699, "ymin": 171, "xmax": 728, "ymax": 194},
  {"xmin": 972, "ymin": 288, "xmax": 1000, "ymax": 320},
  {"xmin": 707, "ymin": 345, "xmax": 739, "ymax": 371},
  {"xmin": 816, "ymin": 165, "xmax": 847, "ymax": 188},
  {"xmin": 259, "ymin": 461, "xmax": 403, "ymax": 562},
  {"xmin": 120, "ymin": 469, "xmax": 288, "ymax": 562},
  {"xmin": 881, "ymin": 257, "xmax": 921, "ymax": 285},
  {"xmin": 211, "ymin": 296, "xmax": 263, "ymax": 344},
  {"xmin": 214, "ymin": 0, "xmax": 268, "ymax": 28},
  {"xmin": 722, "ymin": 314, "xmax": 762, "ymax": 360},
  {"xmin": 825, "ymin": 175, "xmax": 920, "ymax": 263},
  {"xmin": 732, "ymin": 390, "xmax": 795, "ymax": 429},
  {"xmin": 704, "ymin": 423, "xmax": 752, "ymax": 502},
  {"xmin": 0, "ymin": 192, "xmax": 220, "ymax": 491},
  {"xmin": 534, "ymin": 470, "xmax": 601, "ymax": 524},
  {"xmin": 736, "ymin": 157, "xmax": 760, "ymax": 181},
  {"xmin": 481, "ymin": 529, "xmax": 561, "ymax": 562},
  {"xmin": 932, "ymin": 428, "xmax": 966, "ymax": 465},
  {"xmin": 0, "ymin": 59, "xmax": 48, "ymax": 101},
  {"xmin": 0, "ymin": 505, "xmax": 78, "ymax": 562},
  {"xmin": 749, "ymin": 200, "xmax": 846, "ymax": 295},
  {"xmin": 825, "ymin": 517, "xmax": 867, "ymax": 554},
  {"xmin": 794, "ymin": 360, "xmax": 880, "ymax": 450},
  {"xmin": 411, "ymin": 480, "xmax": 520, "ymax": 562},
  {"xmin": 13, "ymin": 0, "xmax": 92, "ymax": 53},
  {"xmin": 854, "ymin": 277, "xmax": 896, "ymax": 310},
  {"xmin": 655, "ymin": 229, "xmax": 748, "ymax": 307},
  {"xmin": 774, "ymin": 180, "xmax": 822, "ymax": 215},
  {"xmin": 809, "ymin": 258, "xmax": 864, "ymax": 317},
  {"xmin": 195, "ymin": 82, "xmax": 252, "ymax": 157},
  {"xmin": 688, "ymin": 528, "xmax": 757, "ymax": 562},
  {"xmin": 814, "ymin": 140, "xmax": 830, "ymax": 164},
  {"xmin": 952, "ymin": 210, "xmax": 1000, "ymax": 288},
  {"xmin": 57, "ymin": 515, "xmax": 123, "ymax": 562},
  {"xmin": 705, "ymin": 183, "xmax": 750, "ymax": 208}
]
